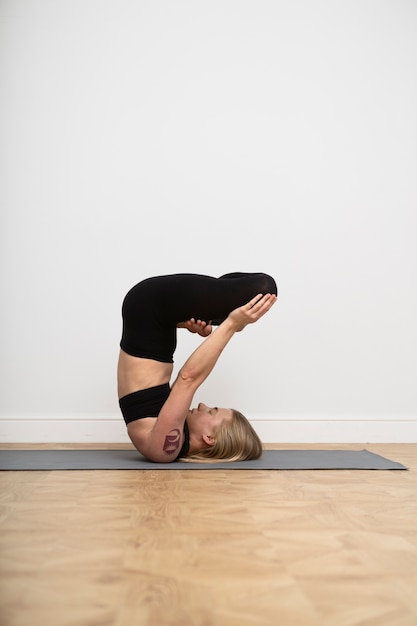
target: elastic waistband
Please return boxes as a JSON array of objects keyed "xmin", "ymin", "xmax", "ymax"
[{"xmin": 119, "ymin": 341, "xmax": 174, "ymax": 363}]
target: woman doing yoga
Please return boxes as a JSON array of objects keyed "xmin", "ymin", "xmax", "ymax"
[{"xmin": 117, "ymin": 273, "xmax": 278, "ymax": 463}]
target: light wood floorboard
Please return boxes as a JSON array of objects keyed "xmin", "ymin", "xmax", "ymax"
[{"xmin": 0, "ymin": 443, "xmax": 416, "ymax": 626}]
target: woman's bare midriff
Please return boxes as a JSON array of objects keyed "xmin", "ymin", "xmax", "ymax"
[{"xmin": 117, "ymin": 349, "xmax": 173, "ymax": 399}]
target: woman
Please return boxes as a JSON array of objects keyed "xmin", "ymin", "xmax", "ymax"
[{"xmin": 118, "ymin": 272, "xmax": 277, "ymax": 463}]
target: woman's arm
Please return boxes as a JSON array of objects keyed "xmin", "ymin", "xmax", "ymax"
[{"xmin": 142, "ymin": 292, "xmax": 277, "ymax": 462}]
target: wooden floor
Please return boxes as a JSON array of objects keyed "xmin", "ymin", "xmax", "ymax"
[{"xmin": 0, "ymin": 443, "xmax": 416, "ymax": 626}]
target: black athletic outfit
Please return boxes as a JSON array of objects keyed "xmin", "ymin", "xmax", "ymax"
[{"xmin": 119, "ymin": 272, "xmax": 277, "ymax": 459}]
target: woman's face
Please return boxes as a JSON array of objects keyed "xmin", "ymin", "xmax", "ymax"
[{"xmin": 187, "ymin": 402, "xmax": 233, "ymax": 434}]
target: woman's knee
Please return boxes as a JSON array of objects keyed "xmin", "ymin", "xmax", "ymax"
[{"xmin": 257, "ymin": 273, "xmax": 278, "ymax": 296}]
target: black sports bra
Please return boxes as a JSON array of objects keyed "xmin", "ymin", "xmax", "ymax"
[{"xmin": 118, "ymin": 383, "xmax": 190, "ymax": 460}]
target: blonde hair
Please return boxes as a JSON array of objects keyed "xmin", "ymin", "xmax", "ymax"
[{"xmin": 182, "ymin": 409, "xmax": 263, "ymax": 463}]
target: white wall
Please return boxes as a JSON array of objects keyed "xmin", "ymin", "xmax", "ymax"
[{"xmin": 1, "ymin": 0, "xmax": 416, "ymax": 443}]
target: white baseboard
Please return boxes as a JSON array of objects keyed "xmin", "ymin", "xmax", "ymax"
[
  {"xmin": 1, "ymin": 416, "xmax": 416, "ymax": 444},
  {"xmin": 254, "ymin": 418, "xmax": 417, "ymax": 444}
]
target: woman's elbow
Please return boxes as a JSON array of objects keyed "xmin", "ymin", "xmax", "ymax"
[{"xmin": 178, "ymin": 366, "xmax": 201, "ymax": 385}]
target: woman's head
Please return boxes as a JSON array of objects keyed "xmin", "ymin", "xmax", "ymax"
[{"xmin": 184, "ymin": 403, "xmax": 263, "ymax": 463}]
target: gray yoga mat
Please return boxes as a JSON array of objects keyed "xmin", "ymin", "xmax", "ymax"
[{"xmin": 0, "ymin": 449, "xmax": 407, "ymax": 470}]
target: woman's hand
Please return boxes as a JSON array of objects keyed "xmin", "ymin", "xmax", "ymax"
[
  {"xmin": 227, "ymin": 293, "xmax": 277, "ymax": 332},
  {"xmin": 181, "ymin": 318, "xmax": 213, "ymax": 337}
]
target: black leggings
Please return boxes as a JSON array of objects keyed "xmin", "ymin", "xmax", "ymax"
[{"xmin": 120, "ymin": 272, "xmax": 277, "ymax": 362}]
